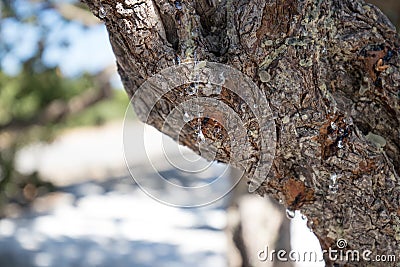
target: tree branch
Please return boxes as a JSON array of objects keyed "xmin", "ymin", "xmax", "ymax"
[
  {"xmin": 0, "ymin": 66, "xmax": 114, "ymax": 133},
  {"xmin": 82, "ymin": 0, "xmax": 400, "ymax": 264}
]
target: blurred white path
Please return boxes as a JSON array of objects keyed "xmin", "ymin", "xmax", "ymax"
[{"xmin": 0, "ymin": 120, "xmax": 322, "ymax": 267}]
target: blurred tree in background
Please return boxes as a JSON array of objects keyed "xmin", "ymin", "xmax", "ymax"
[{"xmin": 0, "ymin": 0, "xmax": 126, "ymax": 217}]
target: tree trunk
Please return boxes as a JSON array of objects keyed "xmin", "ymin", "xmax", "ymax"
[
  {"xmin": 226, "ymin": 168, "xmax": 293, "ymax": 267},
  {"xmin": 83, "ymin": 0, "xmax": 400, "ymax": 265}
]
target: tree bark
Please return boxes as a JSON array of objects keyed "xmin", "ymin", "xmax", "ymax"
[{"xmin": 83, "ymin": 0, "xmax": 400, "ymax": 265}]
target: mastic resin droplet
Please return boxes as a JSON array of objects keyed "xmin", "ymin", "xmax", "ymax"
[
  {"xmin": 183, "ymin": 112, "xmax": 191, "ymax": 123},
  {"xmin": 99, "ymin": 6, "xmax": 107, "ymax": 19},
  {"xmin": 329, "ymin": 173, "xmax": 338, "ymax": 194},
  {"xmin": 337, "ymin": 140, "xmax": 344, "ymax": 149},
  {"xmin": 240, "ymin": 103, "xmax": 246, "ymax": 113},
  {"xmin": 197, "ymin": 131, "xmax": 206, "ymax": 144},
  {"xmin": 286, "ymin": 209, "xmax": 295, "ymax": 219},
  {"xmin": 187, "ymin": 85, "xmax": 197, "ymax": 96}
]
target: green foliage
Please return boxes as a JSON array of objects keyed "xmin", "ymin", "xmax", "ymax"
[
  {"xmin": 0, "ymin": 61, "xmax": 128, "ymax": 215},
  {"xmin": 0, "ymin": 0, "xmax": 128, "ymax": 217},
  {"xmin": 0, "ymin": 67, "xmax": 94, "ymax": 126},
  {"xmin": 62, "ymin": 89, "xmax": 128, "ymax": 128}
]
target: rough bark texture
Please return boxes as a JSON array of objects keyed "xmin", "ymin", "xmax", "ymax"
[{"xmin": 83, "ymin": 0, "xmax": 400, "ymax": 265}]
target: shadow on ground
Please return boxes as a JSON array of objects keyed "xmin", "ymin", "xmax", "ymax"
[{"xmin": 0, "ymin": 168, "xmax": 229, "ymax": 267}]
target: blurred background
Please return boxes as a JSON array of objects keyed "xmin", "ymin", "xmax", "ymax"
[{"xmin": 0, "ymin": 1, "xmax": 398, "ymax": 267}]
